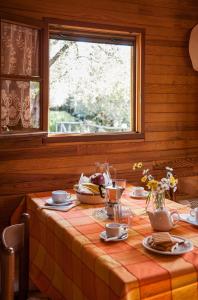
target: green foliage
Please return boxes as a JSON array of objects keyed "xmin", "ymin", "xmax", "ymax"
[{"xmin": 49, "ymin": 111, "xmax": 75, "ymax": 132}]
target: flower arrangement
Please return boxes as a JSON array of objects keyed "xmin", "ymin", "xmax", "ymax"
[{"xmin": 133, "ymin": 162, "xmax": 178, "ymax": 209}]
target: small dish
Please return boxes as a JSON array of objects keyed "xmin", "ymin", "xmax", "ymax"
[
  {"xmin": 93, "ymin": 208, "xmax": 108, "ymax": 220},
  {"xmin": 99, "ymin": 231, "xmax": 128, "ymax": 242},
  {"xmin": 46, "ymin": 198, "xmax": 73, "ymax": 206},
  {"xmin": 130, "ymin": 191, "xmax": 148, "ymax": 199},
  {"xmin": 180, "ymin": 214, "xmax": 198, "ymax": 226},
  {"xmin": 142, "ymin": 235, "xmax": 193, "ymax": 255}
]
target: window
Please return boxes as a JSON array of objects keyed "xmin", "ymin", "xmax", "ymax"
[
  {"xmin": 0, "ymin": 17, "xmax": 144, "ymax": 142},
  {"xmin": 0, "ymin": 18, "xmax": 43, "ymax": 134},
  {"xmin": 48, "ymin": 23, "xmax": 144, "ymax": 141}
]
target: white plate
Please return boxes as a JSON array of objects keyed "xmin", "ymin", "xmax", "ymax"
[
  {"xmin": 100, "ymin": 231, "xmax": 128, "ymax": 242},
  {"xmin": 46, "ymin": 197, "xmax": 73, "ymax": 206},
  {"xmin": 130, "ymin": 191, "xmax": 149, "ymax": 199},
  {"xmin": 180, "ymin": 214, "xmax": 198, "ymax": 226},
  {"xmin": 142, "ymin": 235, "xmax": 193, "ymax": 255}
]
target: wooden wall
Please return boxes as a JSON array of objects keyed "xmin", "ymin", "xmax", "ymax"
[{"xmin": 1, "ymin": 0, "xmax": 198, "ymax": 229}]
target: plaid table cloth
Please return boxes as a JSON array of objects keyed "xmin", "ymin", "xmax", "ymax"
[{"xmin": 26, "ymin": 189, "xmax": 198, "ymax": 300}]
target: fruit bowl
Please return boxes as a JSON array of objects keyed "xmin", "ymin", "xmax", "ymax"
[
  {"xmin": 74, "ymin": 172, "xmax": 107, "ymax": 204},
  {"xmin": 73, "ymin": 183, "xmax": 105, "ymax": 204},
  {"xmin": 75, "ymin": 191, "xmax": 105, "ymax": 204}
]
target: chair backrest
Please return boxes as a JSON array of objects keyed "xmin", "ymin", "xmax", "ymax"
[{"xmin": 0, "ymin": 213, "xmax": 30, "ymax": 300}]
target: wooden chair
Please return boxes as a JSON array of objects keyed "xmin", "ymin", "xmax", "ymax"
[{"xmin": 0, "ymin": 213, "xmax": 30, "ymax": 300}]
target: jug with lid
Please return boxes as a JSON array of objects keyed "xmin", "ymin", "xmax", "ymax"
[{"xmin": 105, "ymin": 181, "xmax": 125, "ymax": 218}]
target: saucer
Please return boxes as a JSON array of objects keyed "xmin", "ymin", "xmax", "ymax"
[
  {"xmin": 99, "ymin": 231, "xmax": 128, "ymax": 242},
  {"xmin": 130, "ymin": 191, "xmax": 148, "ymax": 199},
  {"xmin": 180, "ymin": 214, "xmax": 198, "ymax": 226},
  {"xmin": 187, "ymin": 216, "xmax": 198, "ymax": 225},
  {"xmin": 46, "ymin": 197, "xmax": 73, "ymax": 206}
]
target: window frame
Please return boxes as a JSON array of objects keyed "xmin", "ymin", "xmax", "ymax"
[
  {"xmin": 46, "ymin": 18, "xmax": 145, "ymax": 143},
  {"xmin": 0, "ymin": 15, "xmax": 144, "ymax": 143},
  {"xmin": 0, "ymin": 12, "xmax": 48, "ymax": 138}
]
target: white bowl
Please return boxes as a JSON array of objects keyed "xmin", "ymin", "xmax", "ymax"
[{"xmin": 76, "ymin": 191, "xmax": 105, "ymax": 204}]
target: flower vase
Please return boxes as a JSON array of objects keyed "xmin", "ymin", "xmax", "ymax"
[
  {"xmin": 146, "ymin": 190, "xmax": 165, "ymax": 210},
  {"xmin": 146, "ymin": 191, "xmax": 179, "ymax": 231}
]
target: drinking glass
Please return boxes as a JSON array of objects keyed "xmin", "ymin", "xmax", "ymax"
[{"xmin": 113, "ymin": 204, "xmax": 133, "ymax": 228}]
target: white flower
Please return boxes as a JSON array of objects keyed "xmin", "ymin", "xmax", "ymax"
[
  {"xmin": 148, "ymin": 175, "xmax": 154, "ymax": 180},
  {"xmin": 173, "ymin": 186, "xmax": 177, "ymax": 192},
  {"xmin": 143, "ymin": 169, "xmax": 149, "ymax": 175},
  {"xmin": 166, "ymin": 166, "xmax": 173, "ymax": 172},
  {"xmin": 164, "ymin": 184, "xmax": 170, "ymax": 191},
  {"xmin": 166, "ymin": 171, "xmax": 172, "ymax": 179},
  {"xmin": 160, "ymin": 182, "xmax": 169, "ymax": 191},
  {"xmin": 161, "ymin": 178, "xmax": 169, "ymax": 184}
]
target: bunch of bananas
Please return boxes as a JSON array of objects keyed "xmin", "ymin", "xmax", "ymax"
[{"xmin": 81, "ymin": 182, "xmax": 100, "ymax": 194}]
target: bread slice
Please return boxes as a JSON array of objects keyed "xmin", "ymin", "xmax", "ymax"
[
  {"xmin": 149, "ymin": 232, "xmax": 177, "ymax": 252},
  {"xmin": 152, "ymin": 232, "xmax": 172, "ymax": 245}
]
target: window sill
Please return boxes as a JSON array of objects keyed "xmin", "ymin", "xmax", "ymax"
[
  {"xmin": 0, "ymin": 131, "xmax": 48, "ymax": 140},
  {"xmin": 45, "ymin": 132, "xmax": 144, "ymax": 144},
  {"xmin": 0, "ymin": 131, "xmax": 48, "ymax": 148}
]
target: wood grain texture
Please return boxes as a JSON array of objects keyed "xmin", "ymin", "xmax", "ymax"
[{"xmin": 1, "ymin": 0, "xmax": 198, "ymax": 229}]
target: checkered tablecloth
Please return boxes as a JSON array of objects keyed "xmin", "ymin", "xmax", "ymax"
[{"xmin": 26, "ymin": 189, "xmax": 198, "ymax": 300}]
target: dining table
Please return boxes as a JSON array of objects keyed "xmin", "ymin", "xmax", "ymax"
[{"xmin": 23, "ymin": 187, "xmax": 198, "ymax": 300}]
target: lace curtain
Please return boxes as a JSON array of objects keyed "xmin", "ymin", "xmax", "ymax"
[
  {"xmin": 1, "ymin": 21, "xmax": 39, "ymax": 75},
  {"xmin": 1, "ymin": 22, "xmax": 40, "ymax": 129},
  {"xmin": 1, "ymin": 80, "xmax": 40, "ymax": 128}
]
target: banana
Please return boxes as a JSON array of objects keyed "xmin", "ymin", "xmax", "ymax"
[{"xmin": 82, "ymin": 183, "xmax": 100, "ymax": 194}]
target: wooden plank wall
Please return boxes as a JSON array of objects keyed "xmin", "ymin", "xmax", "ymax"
[{"xmin": 1, "ymin": 0, "xmax": 198, "ymax": 229}]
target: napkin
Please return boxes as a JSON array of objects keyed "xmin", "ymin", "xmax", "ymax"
[{"xmin": 38, "ymin": 201, "xmax": 80, "ymax": 212}]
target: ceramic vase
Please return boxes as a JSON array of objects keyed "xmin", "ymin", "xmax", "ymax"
[{"xmin": 146, "ymin": 191, "xmax": 179, "ymax": 231}]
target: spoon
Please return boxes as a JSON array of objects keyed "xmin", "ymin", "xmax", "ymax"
[{"xmin": 104, "ymin": 232, "xmax": 128, "ymax": 242}]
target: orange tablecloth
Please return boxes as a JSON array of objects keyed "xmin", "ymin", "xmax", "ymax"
[{"xmin": 26, "ymin": 189, "xmax": 198, "ymax": 300}]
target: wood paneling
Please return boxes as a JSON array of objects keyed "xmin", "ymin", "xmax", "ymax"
[{"xmin": 1, "ymin": 0, "xmax": 198, "ymax": 228}]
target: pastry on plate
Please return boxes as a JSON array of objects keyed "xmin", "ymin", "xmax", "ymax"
[{"xmin": 148, "ymin": 232, "xmax": 177, "ymax": 252}]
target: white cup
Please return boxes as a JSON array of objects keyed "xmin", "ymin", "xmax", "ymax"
[
  {"xmin": 52, "ymin": 190, "xmax": 71, "ymax": 204},
  {"xmin": 105, "ymin": 223, "xmax": 127, "ymax": 238},
  {"xmin": 190, "ymin": 207, "xmax": 198, "ymax": 222},
  {"xmin": 132, "ymin": 186, "xmax": 145, "ymax": 197}
]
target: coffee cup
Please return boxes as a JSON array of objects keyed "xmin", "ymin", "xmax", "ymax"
[
  {"xmin": 132, "ymin": 186, "xmax": 145, "ymax": 197},
  {"xmin": 105, "ymin": 223, "xmax": 127, "ymax": 238},
  {"xmin": 190, "ymin": 207, "xmax": 198, "ymax": 223},
  {"xmin": 52, "ymin": 190, "xmax": 71, "ymax": 204}
]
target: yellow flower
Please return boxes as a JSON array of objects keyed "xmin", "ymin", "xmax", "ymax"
[
  {"xmin": 147, "ymin": 179, "xmax": 158, "ymax": 191},
  {"xmin": 141, "ymin": 175, "xmax": 147, "ymax": 183},
  {"xmin": 132, "ymin": 163, "xmax": 137, "ymax": 170},
  {"xmin": 169, "ymin": 176, "xmax": 177, "ymax": 187},
  {"xmin": 132, "ymin": 162, "xmax": 143, "ymax": 171}
]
